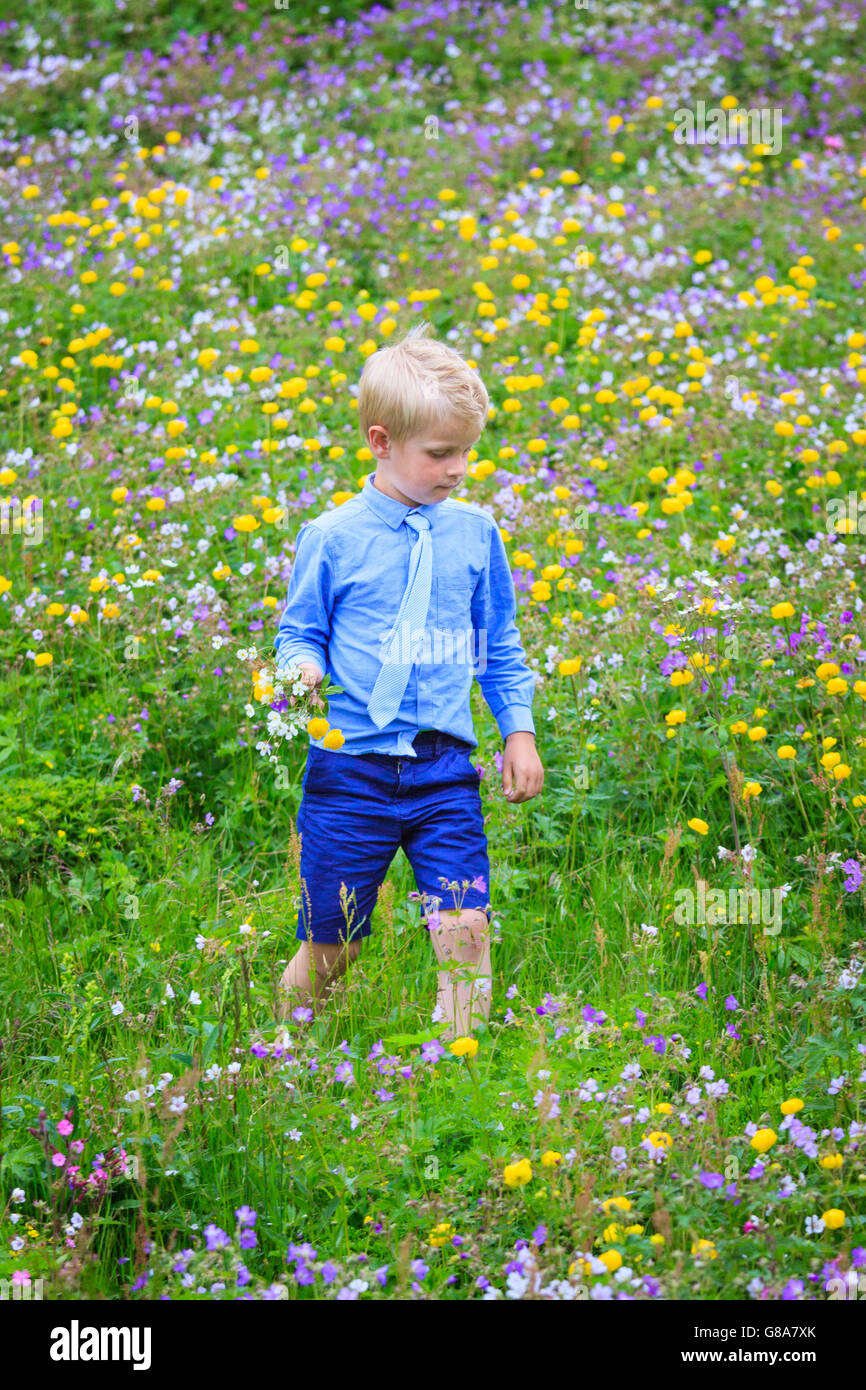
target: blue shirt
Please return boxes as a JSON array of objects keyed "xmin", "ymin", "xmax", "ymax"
[{"xmin": 274, "ymin": 474, "xmax": 538, "ymax": 756}]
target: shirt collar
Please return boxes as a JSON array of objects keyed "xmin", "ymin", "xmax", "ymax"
[{"xmin": 361, "ymin": 474, "xmax": 440, "ymax": 530}]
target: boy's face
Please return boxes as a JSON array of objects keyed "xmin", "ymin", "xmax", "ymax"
[{"xmin": 367, "ymin": 419, "xmax": 479, "ymax": 507}]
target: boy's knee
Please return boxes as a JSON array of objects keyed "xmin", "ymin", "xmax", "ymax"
[
  {"xmin": 438, "ymin": 908, "xmax": 489, "ymax": 958},
  {"xmin": 315, "ymin": 938, "xmax": 362, "ymax": 977}
]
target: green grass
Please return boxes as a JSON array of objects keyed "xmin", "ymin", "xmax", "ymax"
[{"xmin": 0, "ymin": 0, "xmax": 864, "ymax": 1302}]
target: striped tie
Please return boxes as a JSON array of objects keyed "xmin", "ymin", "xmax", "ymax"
[{"xmin": 367, "ymin": 512, "xmax": 432, "ymax": 729}]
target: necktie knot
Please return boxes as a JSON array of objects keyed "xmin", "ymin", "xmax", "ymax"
[{"xmin": 405, "ymin": 511, "xmax": 430, "ymax": 534}]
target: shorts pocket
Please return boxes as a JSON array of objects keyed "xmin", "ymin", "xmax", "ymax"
[
  {"xmin": 302, "ymin": 745, "xmax": 339, "ymax": 795},
  {"xmin": 446, "ymin": 744, "xmax": 482, "ymax": 787}
]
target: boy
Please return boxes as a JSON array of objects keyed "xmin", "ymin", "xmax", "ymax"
[{"xmin": 274, "ymin": 323, "xmax": 544, "ymax": 1041}]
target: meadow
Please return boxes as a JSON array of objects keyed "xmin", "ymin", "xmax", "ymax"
[{"xmin": 1, "ymin": 0, "xmax": 865, "ymax": 1302}]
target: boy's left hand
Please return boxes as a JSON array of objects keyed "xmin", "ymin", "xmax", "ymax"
[{"xmin": 501, "ymin": 731, "xmax": 544, "ymax": 804}]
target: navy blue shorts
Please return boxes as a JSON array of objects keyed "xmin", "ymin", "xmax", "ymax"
[{"xmin": 294, "ymin": 731, "xmax": 492, "ymax": 945}]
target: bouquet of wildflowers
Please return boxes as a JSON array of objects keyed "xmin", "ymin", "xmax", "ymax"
[{"xmin": 239, "ymin": 648, "xmax": 345, "ymax": 763}]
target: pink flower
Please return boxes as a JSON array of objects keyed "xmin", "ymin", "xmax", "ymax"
[
  {"xmin": 57, "ymin": 1119, "xmax": 73, "ymax": 1136},
  {"xmin": 70, "ymin": 1139, "xmax": 85, "ymax": 1153},
  {"xmin": 12, "ymin": 1269, "xmax": 31, "ymax": 1286},
  {"xmin": 51, "ymin": 1152, "xmax": 66, "ymax": 1167}
]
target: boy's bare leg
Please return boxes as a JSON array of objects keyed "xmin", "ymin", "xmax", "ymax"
[
  {"xmin": 277, "ymin": 939, "xmax": 362, "ymax": 1021},
  {"xmin": 427, "ymin": 908, "xmax": 491, "ymax": 1042}
]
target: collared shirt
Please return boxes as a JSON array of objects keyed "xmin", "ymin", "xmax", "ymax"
[{"xmin": 274, "ymin": 475, "xmax": 538, "ymax": 757}]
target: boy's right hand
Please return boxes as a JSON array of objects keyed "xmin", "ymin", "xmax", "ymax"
[{"xmin": 298, "ymin": 662, "xmax": 325, "ymax": 710}]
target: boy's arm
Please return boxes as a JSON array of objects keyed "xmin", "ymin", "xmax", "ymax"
[
  {"xmin": 274, "ymin": 522, "xmax": 335, "ymax": 678},
  {"xmin": 472, "ymin": 521, "xmax": 538, "ymax": 741}
]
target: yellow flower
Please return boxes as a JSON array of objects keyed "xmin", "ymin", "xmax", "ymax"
[
  {"xmin": 232, "ymin": 514, "xmax": 260, "ymax": 533},
  {"xmin": 743, "ymin": 782, "xmax": 762, "ymax": 800},
  {"xmin": 691, "ymin": 1238, "xmax": 718, "ymax": 1259},
  {"xmin": 306, "ymin": 717, "xmax": 330, "ymax": 741},
  {"xmin": 599, "ymin": 1249, "xmax": 622, "ymax": 1272},
  {"xmin": 541, "ymin": 1150, "xmax": 562, "ymax": 1167},
  {"xmin": 825, "ymin": 677, "xmax": 847, "ymax": 695},
  {"xmin": 449, "ymin": 1036, "xmax": 479, "ymax": 1058},
  {"xmin": 645, "ymin": 1131, "xmax": 672, "ymax": 1151},
  {"xmin": 820, "ymin": 1154, "xmax": 843, "ymax": 1170},
  {"xmin": 322, "ymin": 728, "xmax": 345, "ymax": 750},
  {"xmin": 822, "ymin": 1209, "xmax": 845, "ymax": 1230},
  {"xmin": 747, "ymin": 726, "xmax": 767, "ymax": 741},
  {"xmin": 770, "ymin": 601, "xmax": 795, "ymax": 619},
  {"xmin": 427, "ymin": 1221, "xmax": 454, "ymax": 1248},
  {"xmin": 665, "ymin": 709, "xmax": 686, "ymax": 726},
  {"xmin": 602, "ymin": 1196, "xmax": 632, "ymax": 1214},
  {"xmin": 34, "ymin": 652, "xmax": 53, "ymax": 667},
  {"xmin": 750, "ymin": 1128, "xmax": 777, "ymax": 1153},
  {"xmin": 503, "ymin": 1158, "xmax": 532, "ymax": 1188},
  {"xmin": 777, "ymin": 746, "xmax": 796, "ymax": 760},
  {"xmin": 688, "ymin": 817, "xmax": 708, "ymax": 835},
  {"xmin": 558, "ymin": 657, "xmax": 582, "ymax": 675}
]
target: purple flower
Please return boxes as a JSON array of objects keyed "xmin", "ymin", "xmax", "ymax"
[
  {"xmin": 321, "ymin": 1261, "xmax": 338, "ymax": 1284},
  {"xmin": 724, "ymin": 995, "xmax": 739, "ymax": 1011},
  {"xmin": 235, "ymin": 1206, "xmax": 257, "ymax": 1227},
  {"xmin": 204, "ymin": 1224, "xmax": 230, "ymax": 1252},
  {"xmin": 842, "ymin": 859, "xmax": 863, "ymax": 893},
  {"xmin": 696, "ymin": 982, "xmax": 709, "ymax": 1000},
  {"xmin": 699, "ymin": 1171, "xmax": 725, "ymax": 1189},
  {"xmin": 239, "ymin": 1229, "xmax": 257, "ymax": 1250}
]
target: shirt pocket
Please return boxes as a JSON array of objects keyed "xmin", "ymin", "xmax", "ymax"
[{"xmin": 436, "ymin": 575, "xmax": 474, "ymax": 630}]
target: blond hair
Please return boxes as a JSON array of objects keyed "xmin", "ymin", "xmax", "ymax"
[{"xmin": 357, "ymin": 321, "xmax": 489, "ymax": 447}]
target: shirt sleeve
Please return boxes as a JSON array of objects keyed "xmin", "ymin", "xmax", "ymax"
[
  {"xmin": 472, "ymin": 521, "xmax": 538, "ymax": 740},
  {"xmin": 274, "ymin": 522, "xmax": 335, "ymax": 676}
]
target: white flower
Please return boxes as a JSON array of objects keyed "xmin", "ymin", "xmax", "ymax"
[
  {"xmin": 741, "ymin": 843, "xmax": 757, "ymax": 864},
  {"xmin": 189, "ymin": 990, "xmax": 201, "ymax": 1006},
  {"xmin": 169, "ymin": 1095, "xmax": 188, "ymax": 1114},
  {"xmin": 11, "ymin": 1188, "xmax": 25, "ymax": 1203},
  {"xmin": 111, "ymin": 1000, "xmax": 124, "ymax": 1016}
]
